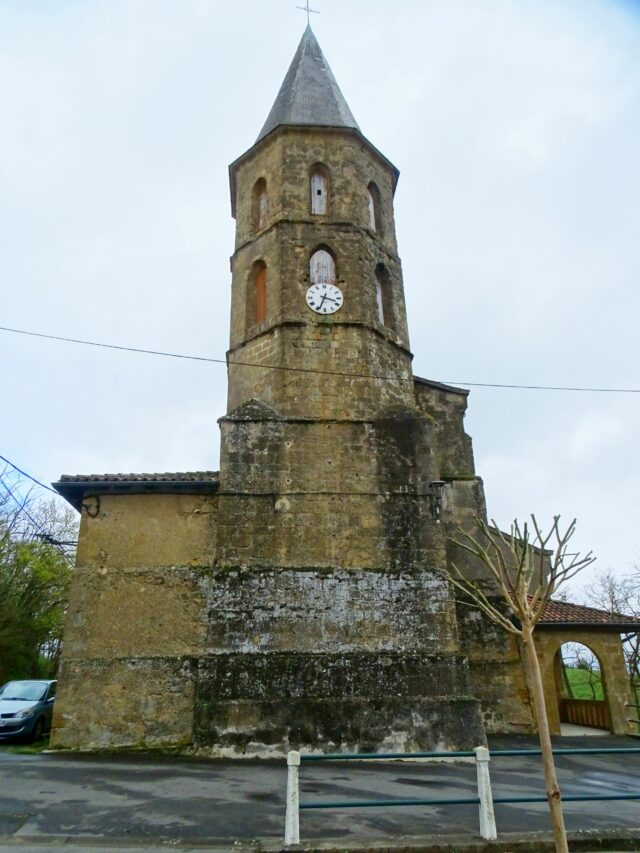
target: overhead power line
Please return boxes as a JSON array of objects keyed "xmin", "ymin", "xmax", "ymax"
[
  {"xmin": 0, "ymin": 456, "xmax": 76, "ymax": 554},
  {"xmin": 1, "ymin": 324, "xmax": 639, "ymax": 394},
  {"xmin": 0, "ymin": 473, "xmax": 43, "ymax": 532},
  {"xmin": 0, "ymin": 454, "xmax": 59, "ymax": 495},
  {"xmin": 0, "ymin": 472, "xmax": 69, "ymax": 559}
]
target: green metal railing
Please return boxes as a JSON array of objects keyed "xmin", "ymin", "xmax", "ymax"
[
  {"xmin": 284, "ymin": 744, "xmax": 640, "ymax": 845},
  {"xmin": 300, "ymin": 748, "xmax": 475, "ymax": 813},
  {"xmin": 298, "ymin": 747, "xmax": 640, "ymax": 811}
]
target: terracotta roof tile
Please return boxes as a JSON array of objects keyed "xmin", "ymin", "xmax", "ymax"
[
  {"xmin": 534, "ymin": 597, "xmax": 640, "ymax": 627},
  {"xmin": 57, "ymin": 472, "xmax": 219, "ymax": 484}
]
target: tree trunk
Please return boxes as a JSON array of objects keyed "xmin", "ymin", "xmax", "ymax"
[
  {"xmin": 522, "ymin": 623, "xmax": 569, "ymax": 853},
  {"xmin": 560, "ymin": 658, "xmax": 573, "ymax": 698}
]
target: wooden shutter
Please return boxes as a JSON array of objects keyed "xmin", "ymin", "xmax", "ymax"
[
  {"xmin": 310, "ymin": 250, "xmax": 336, "ymax": 284},
  {"xmin": 311, "ymin": 171, "xmax": 328, "ymax": 215}
]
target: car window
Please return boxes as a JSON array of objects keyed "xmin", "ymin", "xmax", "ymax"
[
  {"xmin": 0, "ymin": 681, "xmax": 48, "ymax": 701},
  {"xmin": 46, "ymin": 683, "xmax": 57, "ymax": 700}
]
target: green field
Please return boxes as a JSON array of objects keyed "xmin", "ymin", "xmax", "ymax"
[
  {"xmin": 563, "ymin": 666, "xmax": 604, "ymax": 700},
  {"xmin": 563, "ymin": 667, "xmax": 640, "ymax": 705}
]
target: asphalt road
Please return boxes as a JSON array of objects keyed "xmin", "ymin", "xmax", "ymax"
[{"xmin": 0, "ymin": 735, "xmax": 638, "ymax": 849}]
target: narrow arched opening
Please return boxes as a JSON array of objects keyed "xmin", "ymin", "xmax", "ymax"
[
  {"xmin": 375, "ymin": 263, "xmax": 394, "ymax": 330},
  {"xmin": 554, "ymin": 642, "xmax": 611, "ymax": 734},
  {"xmin": 252, "ymin": 178, "xmax": 268, "ymax": 231},
  {"xmin": 246, "ymin": 260, "xmax": 267, "ymax": 330},
  {"xmin": 367, "ymin": 181, "xmax": 383, "ymax": 235},
  {"xmin": 310, "ymin": 164, "xmax": 330, "ymax": 215}
]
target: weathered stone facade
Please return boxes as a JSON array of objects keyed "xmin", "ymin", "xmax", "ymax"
[{"xmin": 50, "ymin": 27, "xmax": 634, "ymax": 755}]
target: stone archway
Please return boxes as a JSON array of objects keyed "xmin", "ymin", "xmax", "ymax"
[
  {"xmin": 535, "ymin": 628, "xmax": 633, "ymax": 735},
  {"xmin": 554, "ymin": 642, "xmax": 611, "ymax": 732}
]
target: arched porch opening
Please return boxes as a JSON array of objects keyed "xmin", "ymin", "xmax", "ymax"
[{"xmin": 554, "ymin": 641, "xmax": 611, "ymax": 733}]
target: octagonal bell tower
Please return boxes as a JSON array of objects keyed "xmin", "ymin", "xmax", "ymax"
[
  {"xmin": 196, "ymin": 27, "xmax": 486, "ymax": 754},
  {"xmin": 226, "ymin": 28, "xmax": 412, "ymax": 421}
]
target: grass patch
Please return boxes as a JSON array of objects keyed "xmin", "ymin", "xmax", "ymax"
[{"xmin": 564, "ymin": 666, "xmax": 604, "ymax": 700}]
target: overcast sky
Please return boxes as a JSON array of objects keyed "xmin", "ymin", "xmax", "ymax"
[{"xmin": 1, "ymin": 0, "xmax": 639, "ymax": 591}]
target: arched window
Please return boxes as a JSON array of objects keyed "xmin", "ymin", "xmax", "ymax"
[
  {"xmin": 310, "ymin": 248, "xmax": 336, "ymax": 285},
  {"xmin": 252, "ymin": 178, "xmax": 268, "ymax": 231},
  {"xmin": 368, "ymin": 181, "xmax": 382, "ymax": 234},
  {"xmin": 374, "ymin": 270, "xmax": 384, "ymax": 325},
  {"xmin": 247, "ymin": 260, "xmax": 267, "ymax": 328},
  {"xmin": 310, "ymin": 165, "xmax": 330, "ymax": 215},
  {"xmin": 375, "ymin": 263, "xmax": 394, "ymax": 329},
  {"xmin": 255, "ymin": 262, "xmax": 267, "ymax": 323}
]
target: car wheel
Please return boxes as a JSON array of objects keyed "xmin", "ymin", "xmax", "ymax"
[{"xmin": 30, "ymin": 718, "xmax": 45, "ymax": 743}]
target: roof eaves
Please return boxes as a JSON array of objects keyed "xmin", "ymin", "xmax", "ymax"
[
  {"xmin": 413, "ymin": 375, "xmax": 470, "ymax": 397},
  {"xmin": 537, "ymin": 620, "xmax": 640, "ymax": 632},
  {"xmin": 53, "ymin": 473, "xmax": 220, "ymax": 513}
]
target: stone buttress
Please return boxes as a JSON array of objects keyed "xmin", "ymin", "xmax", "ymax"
[{"xmin": 197, "ymin": 27, "xmax": 485, "ymax": 753}]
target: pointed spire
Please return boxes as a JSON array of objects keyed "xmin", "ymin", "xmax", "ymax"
[{"xmin": 256, "ymin": 26, "xmax": 360, "ymax": 142}]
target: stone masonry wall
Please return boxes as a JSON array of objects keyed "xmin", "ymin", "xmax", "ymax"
[
  {"xmin": 217, "ymin": 402, "xmax": 444, "ymax": 572},
  {"xmin": 456, "ymin": 602, "xmax": 535, "ymax": 734},
  {"xmin": 413, "ymin": 380, "xmax": 536, "ymax": 734},
  {"xmin": 232, "ymin": 127, "xmax": 398, "ymax": 254},
  {"xmin": 194, "ymin": 565, "xmax": 483, "ymax": 755},
  {"xmin": 51, "ymin": 493, "xmax": 217, "ymax": 750},
  {"xmin": 227, "ymin": 322, "xmax": 413, "ymax": 420},
  {"xmin": 203, "ymin": 568, "xmax": 459, "ymax": 655},
  {"xmin": 413, "ymin": 381, "xmax": 474, "ymax": 476}
]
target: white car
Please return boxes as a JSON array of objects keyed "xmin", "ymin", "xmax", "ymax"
[{"xmin": 0, "ymin": 680, "xmax": 56, "ymax": 742}]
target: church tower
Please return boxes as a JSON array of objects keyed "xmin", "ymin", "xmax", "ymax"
[
  {"xmin": 53, "ymin": 27, "xmax": 518, "ymax": 756},
  {"xmin": 195, "ymin": 27, "xmax": 486, "ymax": 752},
  {"xmin": 225, "ymin": 26, "xmax": 411, "ymax": 424}
]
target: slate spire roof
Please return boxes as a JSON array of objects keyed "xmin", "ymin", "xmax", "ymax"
[{"xmin": 256, "ymin": 25, "xmax": 360, "ymax": 142}]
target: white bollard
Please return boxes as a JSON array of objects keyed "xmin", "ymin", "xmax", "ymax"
[
  {"xmin": 284, "ymin": 750, "xmax": 301, "ymax": 845},
  {"xmin": 474, "ymin": 746, "xmax": 497, "ymax": 841}
]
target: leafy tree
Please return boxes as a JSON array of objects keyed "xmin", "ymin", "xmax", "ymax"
[
  {"xmin": 0, "ymin": 470, "xmax": 77, "ymax": 684},
  {"xmin": 442, "ymin": 515, "xmax": 595, "ymax": 853}
]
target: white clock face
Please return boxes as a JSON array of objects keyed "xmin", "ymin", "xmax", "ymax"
[{"xmin": 306, "ymin": 283, "xmax": 344, "ymax": 315}]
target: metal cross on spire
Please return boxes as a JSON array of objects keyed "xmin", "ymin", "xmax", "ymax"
[{"xmin": 295, "ymin": 1, "xmax": 319, "ymax": 26}]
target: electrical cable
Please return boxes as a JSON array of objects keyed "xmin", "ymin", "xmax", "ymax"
[
  {"xmin": 0, "ymin": 454, "xmax": 59, "ymax": 495},
  {"xmin": 0, "ymin": 473, "xmax": 69, "ymax": 560},
  {"xmin": 0, "ymin": 456, "xmax": 77, "ymax": 550},
  {"xmin": 0, "ymin": 474, "xmax": 42, "ymax": 532},
  {"xmin": 1, "ymin": 325, "xmax": 639, "ymax": 394}
]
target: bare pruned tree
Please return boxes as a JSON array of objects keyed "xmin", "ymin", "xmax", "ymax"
[
  {"xmin": 586, "ymin": 566, "xmax": 640, "ymax": 701},
  {"xmin": 442, "ymin": 515, "xmax": 596, "ymax": 853}
]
